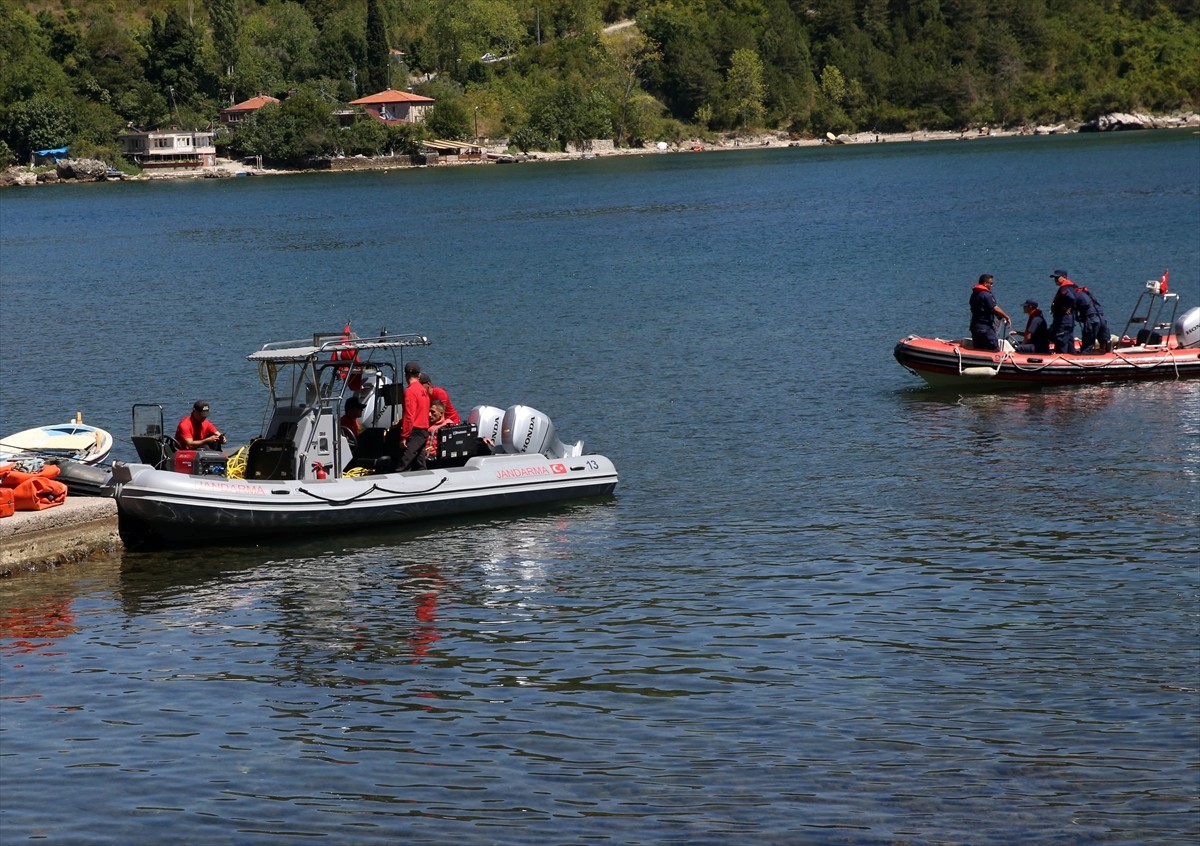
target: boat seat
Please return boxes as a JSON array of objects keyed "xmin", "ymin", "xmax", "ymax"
[
  {"xmin": 352, "ymin": 428, "xmax": 388, "ymax": 459},
  {"xmin": 344, "ymin": 428, "xmax": 392, "ymax": 472},
  {"xmin": 132, "ymin": 434, "xmax": 178, "ymax": 470},
  {"xmin": 245, "ymin": 438, "xmax": 296, "ymax": 480}
]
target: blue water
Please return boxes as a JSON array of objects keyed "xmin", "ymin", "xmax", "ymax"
[{"xmin": 1, "ymin": 130, "xmax": 1198, "ymax": 844}]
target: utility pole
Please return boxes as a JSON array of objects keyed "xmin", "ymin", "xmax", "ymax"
[{"xmin": 474, "ymin": 106, "xmax": 479, "ymax": 143}]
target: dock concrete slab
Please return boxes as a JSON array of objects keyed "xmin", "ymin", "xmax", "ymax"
[{"xmin": 0, "ymin": 497, "xmax": 122, "ymax": 576}]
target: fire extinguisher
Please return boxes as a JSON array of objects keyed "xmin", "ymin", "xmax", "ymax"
[{"xmin": 311, "ymin": 462, "xmax": 328, "ymax": 480}]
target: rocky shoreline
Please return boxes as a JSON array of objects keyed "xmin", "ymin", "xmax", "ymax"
[{"xmin": 4, "ymin": 111, "xmax": 1196, "ymax": 189}]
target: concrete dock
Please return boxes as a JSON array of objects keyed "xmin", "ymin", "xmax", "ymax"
[{"xmin": 0, "ymin": 497, "xmax": 122, "ymax": 576}]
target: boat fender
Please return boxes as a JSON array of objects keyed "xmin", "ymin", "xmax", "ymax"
[{"xmin": 961, "ymin": 366, "xmax": 999, "ymax": 378}]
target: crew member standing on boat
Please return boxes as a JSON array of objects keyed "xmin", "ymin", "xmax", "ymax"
[
  {"xmin": 1049, "ymin": 270, "xmax": 1079, "ymax": 354},
  {"xmin": 969, "ymin": 274, "xmax": 1011, "ymax": 352},
  {"xmin": 394, "ymin": 361, "xmax": 430, "ymax": 472},
  {"xmin": 419, "ymin": 373, "xmax": 461, "ymax": 424},
  {"xmin": 175, "ymin": 401, "xmax": 226, "ymax": 450},
  {"xmin": 1074, "ymin": 284, "xmax": 1111, "ymax": 353},
  {"xmin": 1014, "ymin": 299, "xmax": 1051, "ymax": 353}
]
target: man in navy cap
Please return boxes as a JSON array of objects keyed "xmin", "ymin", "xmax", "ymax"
[
  {"xmin": 1049, "ymin": 270, "xmax": 1079, "ymax": 354},
  {"xmin": 1014, "ymin": 298, "xmax": 1050, "ymax": 353}
]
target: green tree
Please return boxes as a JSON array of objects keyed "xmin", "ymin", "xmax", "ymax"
[
  {"xmin": 724, "ymin": 48, "xmax": 766, "ymax": 129},
  {"xmin": 233, "ymin": 88, "xmax": 337, "ymax": 163},
  {"xmin": 5, "ymin": 94, "xmax": 75, "ymax": 160},
  {"xmin": 426, "ymin": 98, "xmax": 472, "ymax": 138},
  {"xmin": 365, "ymin": 0, "xmax": 389, "ymax": 92},
  {"xmin": 530, "ymin": 80, "xmax": 611, "ymax": 150},
  {"xmin": 145, "ymin": 8, "xmax": 202, "ymax": 105},
  {"xmin": 235, "ymin": 2, "xmax": 318, "ymax": 98},
  {"xmin": 340, "ymin": 116, "xmax": 387, "ymax": 154},
  {"xmin": 209, "ymin": 0, "xmax": 241, "ymax": 93},
  {"xmin": 602, "ymin": 28, "xmax": 660, "ymax": 146},
  {"xmin": 313, "ymin": 6, "xmax": 367, "ymax": 96}
]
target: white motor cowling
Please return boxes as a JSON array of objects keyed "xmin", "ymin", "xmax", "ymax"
[
  {"xmin": 468, "ymin": 405, "xmax": 505, "ymax": 446},
  {"xmin": 1175, "ymin": 306, "xmax": 1200, "ymax": 349},
  {"xmin": 501, "ymin": 405, "xmax": 583, "ymax": 459}
]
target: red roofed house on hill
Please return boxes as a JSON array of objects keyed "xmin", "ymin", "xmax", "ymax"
[
  {"xmin": 219, "ymin": 95, "xmax": 281, "ymax": 129},
  {"xmin": 349, "ymin": 89, "xmax": 435, "ymax": 124}
]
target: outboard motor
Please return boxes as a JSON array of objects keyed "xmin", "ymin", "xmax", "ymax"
[
  {"xmin": 468, "ymin": 405, "xmax": 505, "ymax": 449},
  {"xmin": 500, "ymin": 405, "xmax": 583, "ymax": 459},
  {"xmin": 1175, "ymin": 306, "xmax": 1200, "ymax": 348}
]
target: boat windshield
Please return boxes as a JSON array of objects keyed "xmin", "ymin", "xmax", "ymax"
[{"xmin": 247, "ymin": 331, "xmax": 430, "ymax": 437}]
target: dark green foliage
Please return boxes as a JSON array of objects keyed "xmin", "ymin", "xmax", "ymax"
[
  {"xmin": 210, "ymin": 0, "xmax": 241, "ymax": 81},
  {"xmin": 231, "ymin": 89, "xmax": 339, "ymax": 163},
  {"xmin": 0, "ymin": 0, "xmax": 1196, "ymax": 169},
  {"xmin": 365, "ymin": 0, "xmax": 389, "ymax": 92},
  {"xmin": 5, "ymin": 94, "xmax": 75, "ymax": 160},
  {"xmin": 426, "ymin": 98, "xmax": 473, "ymax": 139}
]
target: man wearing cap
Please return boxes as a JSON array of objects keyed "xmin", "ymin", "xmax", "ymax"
[
  {"xmin": 392, "ymin": 361, "xmax": 430, "ymax": 472},
  {"xmin": 1049, "ymin": 270, "xmax": 1079, "ymax": 354},
  {"xmin": 339, "ymin": 396, "xmax": 366, "ymax": 440},
  {"xmin": 175, "ymin": 401, "xmax": 227, "ymax": 450},
  {"xmin": 1014, "ymin": 299, "xmax": 1050, "ymax": 353},
  {"xmin": 968, "ymin": 273, "xmax": 1011, "ymax": 352}
]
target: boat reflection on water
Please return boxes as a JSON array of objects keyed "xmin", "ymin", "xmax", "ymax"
[
  {"xmin": 0, "ymin": 600, "xmax": 79, "ymax": 659},
  {"xmin": 113, "ymin": 500, "xmax": 617, "ymax": 674}
]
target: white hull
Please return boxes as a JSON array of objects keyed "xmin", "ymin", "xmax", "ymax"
[
  {"xmin": 111, "ymin": 451, "xmax": 617, "ymax": 545},
  {"xmin": 0, "ymin": 422, "xmax": 113, "ymax": 465}
]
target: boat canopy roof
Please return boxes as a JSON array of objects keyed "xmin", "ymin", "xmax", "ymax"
[{"xmin": 247, "ymin": 332, "xmax": 430, "ymax": 364}]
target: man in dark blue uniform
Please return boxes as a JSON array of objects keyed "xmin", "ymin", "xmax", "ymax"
[
  {"xmin": 1049, "ymin": 270, "xmax": 1079, "ymax": 354},
  {"xmin": 1074, "ymin": 284, "xmax": 1111, "ymax": 353},
  {"xmin": 1015, "ymin": 298, "xmax": 1050, "ymax": 353},
  {"xmin": 968, "ymin": 274, "xmax": 1011, "ymax": 351}
]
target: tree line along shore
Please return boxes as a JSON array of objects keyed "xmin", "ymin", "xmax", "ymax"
[
  {"xmin": 4, "ymin": 112, "xmax": 1199, "ymax": 189},
  {"xmin": 3, "ymin": 0, "xmax": 1198, "ymax": 176}
]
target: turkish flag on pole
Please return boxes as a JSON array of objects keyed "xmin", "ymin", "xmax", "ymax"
[{"xmin": 1160, "ymin": 270, "xmax": 1169, "ymax": 294}]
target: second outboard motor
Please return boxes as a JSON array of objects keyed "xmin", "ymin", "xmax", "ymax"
[
  {"xmin": 501, "ymin": 405, "xmax": 583, "ymax": 459},
  {"xmin": 1175, "ymin": 306, "xmax": 1200, "ymax": 348},
  {"xmin": 468, "ymin": 405, "xmax": 505, "ymax": 448}
]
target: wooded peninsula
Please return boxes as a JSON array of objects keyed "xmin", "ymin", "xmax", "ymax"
[{"xmin": 3, "ymin": 0, "xmax": 1198, "ymax": 169}]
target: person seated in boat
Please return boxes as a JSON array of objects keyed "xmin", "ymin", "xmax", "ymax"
[
  {"xmin": 392, "ymin": 361, "xmax": 430, "ymax": 472},
  {"xmin": 1049, "ymin": 270, "xmax": 1079, "ymax": 354},
  {"xmin": 423, "ymin": 401, "xmax": 451, "ymax": 464},
  {"xmin": 1073, "ymin": 284, "xmax": 1111, "ymax": 353},
  {"xmin": 175, "ymin": 401, "xmax": 227, "ymax": 450},
  {"xmin": 419, "ymin": 373, "xmax": 461, "ymax": 424},
  {"xmin": 968, "ymin": 274, "xmax": 1011, "ymax": 351},
  {"xmin": 339, "ymin": 396, "xmax": 366, "ymax": 443},
  {"xmin": 1013, "ymin": 298, "xmax": 1051, "ymax": 353}
]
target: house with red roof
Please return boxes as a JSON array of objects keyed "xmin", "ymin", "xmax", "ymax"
[
  {"xmin": 349, "ymin": 89, "xmax": 435, "ymax": 124},
  {"xmin": 219, "ymin": 95, "xmax": 280, "ymax": 129}
]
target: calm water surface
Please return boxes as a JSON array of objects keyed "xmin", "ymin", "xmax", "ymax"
[{"xmin": 1, "ymin": 131, "xmax": 1198, "ymax": 844}]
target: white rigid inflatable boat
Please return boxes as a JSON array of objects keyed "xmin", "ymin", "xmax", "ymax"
[{"xmin": 107, "ymin": 330, "xmax": 617, "ymax": 547}]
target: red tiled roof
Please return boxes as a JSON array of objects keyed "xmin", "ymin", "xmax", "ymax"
[
  {"xmin": 349, "ymin": 89, "xmax": 435, "ymax": 105},
  {"xmin": 223, "ymin": 95, "xmax": 280, "ymax": 113}
]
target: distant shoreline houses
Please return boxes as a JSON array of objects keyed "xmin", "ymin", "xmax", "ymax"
[
  {"xmin": 120, "ymin": 129, "xmax": 217, "ymax": 168},
  {"xmin": 120, "ymin": 88, "xmax": 438, "ymax": 171}
]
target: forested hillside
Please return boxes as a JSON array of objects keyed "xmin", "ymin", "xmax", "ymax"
[{"xmin": 2, "ymin": 0, "xmax": 1198, "ymax": 166}]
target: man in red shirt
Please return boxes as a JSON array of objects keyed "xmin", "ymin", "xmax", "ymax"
[
  {"xmin": 175, "ymin": 400, "xmax": 226, "ymax": 450},
  {"xmin": 394, "ymin": 361, "xmax": 430, "ymax": 471},
  {"xmin": 419, "ymin": 372, "xmax": 460, "ymax": 424}
]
